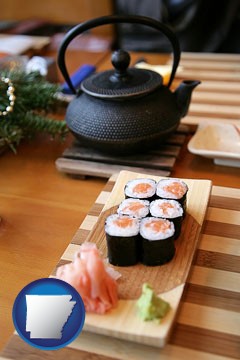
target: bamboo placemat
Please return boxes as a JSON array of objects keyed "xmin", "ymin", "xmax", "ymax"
[
  {"xmin": 2, "ymin": 173, "xmax": 240, "ymax": 360},
  {"xmin": 177, "ymin": 52, "xmax": 240, "ymax": 127}
]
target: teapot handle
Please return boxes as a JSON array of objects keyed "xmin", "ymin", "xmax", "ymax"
[{"xmin": 58, "ymin": 15, "xmax": 180, "ymax": 94}]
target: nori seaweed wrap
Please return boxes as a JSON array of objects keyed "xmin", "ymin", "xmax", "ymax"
[
  {"xmin": 105, "ymin": 214, "xmax": 140, "ymax": 266},
  {"xmin": 140, "ymin": 217, "xmax": 175, "ymax": 266}
]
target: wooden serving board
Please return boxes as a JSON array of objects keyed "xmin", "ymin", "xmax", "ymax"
[{"xmin": 56, "ymin": 170, "xmax": 212, "ymax": 348}]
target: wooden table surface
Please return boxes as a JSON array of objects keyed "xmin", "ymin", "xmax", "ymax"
[{"xmin": 0, "ymin": 48, "xmax": 240, "ymax": 356}]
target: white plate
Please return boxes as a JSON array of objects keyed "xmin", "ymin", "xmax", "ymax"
[{"xmin": 188, "ymin": 123, "xmax": 240, "ymax": 167}]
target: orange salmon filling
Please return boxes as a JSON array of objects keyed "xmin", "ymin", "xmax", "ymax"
[
  {"xmin": 163, "ymin": 181, "xmax": 186, "ymax": 198},
  {"xmin": 113, "ymin": 217, "xmax": 134, "ymax": 228},
  {"xmin": 145, "ymin": 219, "xmax": 170, "ymax": 233},
  {"xmin": 159, "ymin": 202, "xmax": 174, "ymax": 215},
  {"xmin": 123, "ymin": 202, "xmax": 145, "ymax": 212},
  {"xmin": 133, "ymin": 183, "xmax": 153, "ymax": 194}
]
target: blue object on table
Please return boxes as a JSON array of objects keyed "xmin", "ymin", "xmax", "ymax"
[{"xmin": 61, "ymin": 64, "xmax": 96, "ymax": 94}]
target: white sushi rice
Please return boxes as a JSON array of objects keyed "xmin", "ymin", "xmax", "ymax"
[
  {"xmin": 124, "ymin": 178, "xmax": 156, "ymax": 199},
  {"xmin": 150, "ymin": 199, "xmax": 183, "ymax": 218},
  {"xmin": 117, "ymin": 198, "xmax": 150, "ymax": 218},
  {"xmin": 156, "ymin": 178, "xmax": 188, "ymax": 200},
  {"xmin": 140, "ymin": 217, "xmax": 175, "ymax": 241},
  {"xmin": 105, "ymin": 214, "xmax": 140, "ymax": 237}
]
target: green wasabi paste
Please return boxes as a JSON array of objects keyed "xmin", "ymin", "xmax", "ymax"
[{"xmin": 136, "ymin": 283, "xmax": 170, "ymax": 322}]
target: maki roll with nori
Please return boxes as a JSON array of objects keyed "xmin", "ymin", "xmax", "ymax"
[
  {"xmin": 156, "ymin": 178, "xmax": 188, "ymax": 214},
  {"xmin": 124, "ymin": 178, "xmax": 156, "ymax": 202},
  {"xmin": 140, "ymin": 217, "xmax": 175, "ymax": 266},
  {"xmin": 150, "ymin": 199, "xmax": 183, "ymax": 239},
  {"xmin": 105, "ymin": 214, "xmax": 140, "ymax": 266},
  {"xmin": 117, "ymin": 198, "xmax": 150, "ymax": 218}
]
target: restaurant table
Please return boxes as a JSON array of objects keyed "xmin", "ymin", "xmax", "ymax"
[{"xmin": 0, "ymin": 50, "xmax": 240, "ymax": 359}]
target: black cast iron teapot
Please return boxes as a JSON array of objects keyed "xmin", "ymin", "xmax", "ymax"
[{"xmin": 58, "ymin": 15, "xmax": 200, "ymax": 154}]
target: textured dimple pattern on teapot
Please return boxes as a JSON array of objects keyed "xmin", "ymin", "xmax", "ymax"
[
  {"xmin": 66, "ymin": 90, "xmax": 178, "ymax": 141},
  {"xmin": 81, "ymin": 69, "xmax": 162, "ymax": 99}
]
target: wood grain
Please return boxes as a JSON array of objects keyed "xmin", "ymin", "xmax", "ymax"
[
  {"xmin": 203, "ymin": 220, "xmax": 240, "ymax": 239},
  {"xmin": 55, "ymin": 158, "xmax": 171, "ymax": 178},
  {"xmin": 56, "ymin": 128, "xmax": 187, "ymax": 178},
  {"xmin": 1, "ymin": 334, "xmax": 115, "ymax": 360},
  {"xmin": 0, "ymin": 0, "xmax": 112, "ymax": 29},
  {"xmin": 170, "ymin": 324, "xmax": 240, "ymax": 359},
  {"xmin": 209, "ymin": 195, "xmax": 240, "ymax": 211},
  {"xmin": 182, "ymin": 283, "xmax": 240, "ymax": 311}
]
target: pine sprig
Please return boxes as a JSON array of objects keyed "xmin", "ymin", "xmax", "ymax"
[
  {"xmin": 0, "ymin": 119, "xmax": 23, "ymax": 153},
  {"xmin": 17, "ymin": 112, "xmax": 69, "ymax": 139},
  {"xmin": 0, "ymin": 69, "xmax": 69, "ymax": 152}
]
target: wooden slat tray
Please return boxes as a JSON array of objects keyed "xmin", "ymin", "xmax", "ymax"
[
  {"xmin": 2, "ymin": 175, "xmax": 240, "ymax": 359},
  {"xmin": 56, "ymin": 126, "xmax": 188, "ymax": 178},
  {"xmin": 57, "ymin": 170, "xmax": 212, "ymax": 348}
]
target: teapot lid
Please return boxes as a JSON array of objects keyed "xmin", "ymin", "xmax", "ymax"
[{"xmin": 81, "ymin": 49, "xmax": 163, "ymax": 99}]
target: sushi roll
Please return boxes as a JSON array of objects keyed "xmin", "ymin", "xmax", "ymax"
[
  {"xmin": 124, "ymin": 178, "xmax": 156, "ymax": 201},
  {"xmin": 140, "ymin": 217, "xmax": 175, "ymax": 266},
  {"xmin": 156, "ymin": 178, "xmax": 188, "ymax": 214},
  {"xmin": 150, "ymin": 199, "xmax": 183, "ymax": 239},
  {"xmin": 117, "ymin": 198, "xmax": 150, "ymax": 218},
  {"xmin": 105, "ymin": 214, "xmax": 140, "ymax": 266}
]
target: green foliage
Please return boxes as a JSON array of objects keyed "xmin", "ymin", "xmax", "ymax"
[{"xmin": 0, "ymin": 70, "xmax": 68, "ymax": 153}]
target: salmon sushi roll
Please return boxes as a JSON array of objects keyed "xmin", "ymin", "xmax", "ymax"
[
  {"xmin": 156, "ymin": 178, "xmax": 188, "ymax": 214},
  {"xmin": 105, "ymin": 214, "xmax": 140, "ymax": 266},
  {"xmin": 124, "ymin": 178, "xmax": 156, "ymax": 201},
  {"xmin": 140, "ymin": 217, "xmax": 175, "ymax": 266},
  {"xmin": 117, "ymin": 198, "xmax": 150, "ymax": 218},
  {"xmin": 150, "ymin": 199, "xmax": 183, "ymax": 239}
]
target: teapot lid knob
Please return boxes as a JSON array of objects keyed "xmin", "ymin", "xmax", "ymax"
[{"xmin": 111, "ymin": 50, "xmax": 130, "ymax": 81}]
